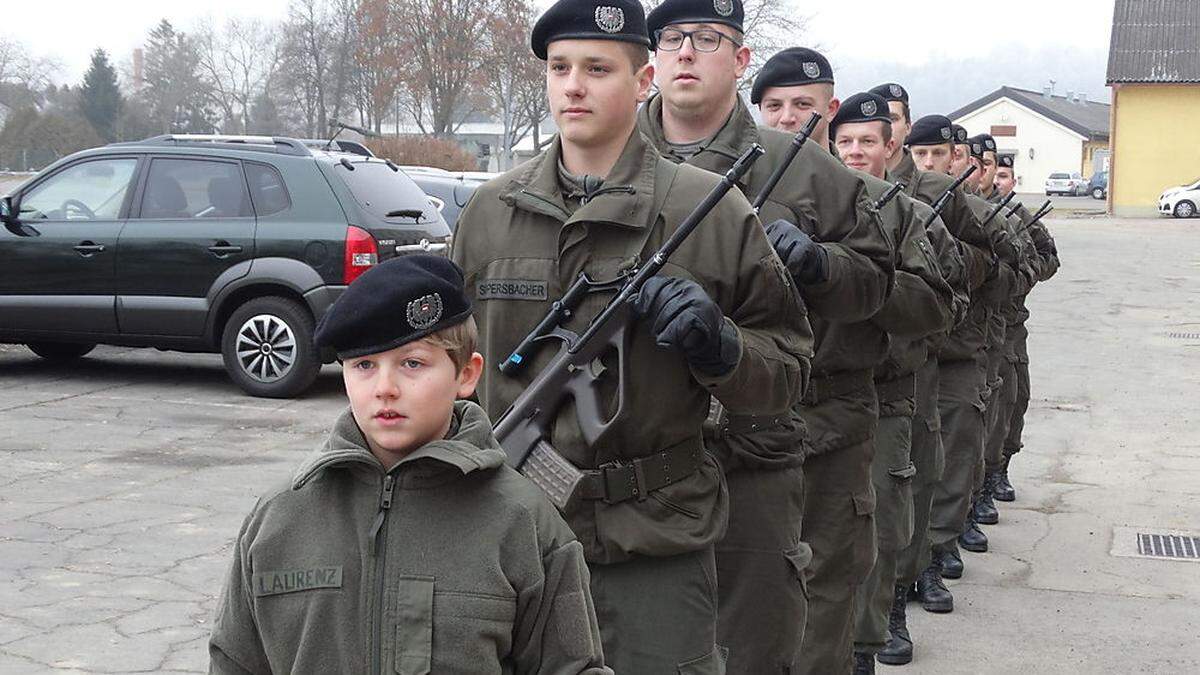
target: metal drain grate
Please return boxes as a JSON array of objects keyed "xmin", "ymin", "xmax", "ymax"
[
  {"xmin": 1137, "ymin": 533, "xmax": 1200, "ymax": 559},
  {"xmin": 1166, "ymin": 332, "xmax": 1200, "ymax": 340}
]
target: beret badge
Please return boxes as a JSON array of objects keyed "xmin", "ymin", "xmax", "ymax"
[
  {"xmin": 861, "ymin": 100, "xmax": 878, "ymax": 117},
  {"xmin": 594, "ymin": 6, "xmax": 625, "ymax": 32},
  {"xmin": 941, "ymin": 127, "xmax": 952, "ymax": 140},
  {"xmin": 713, "ymin": 0, "xmax": 734, "ymax": 18},
  {"xmin": 407, "ymin": 293, "xmax": 444, "ymax": 330},
  {"xmin": 890, "ymin": 84, "xmax": 903, "ymax": 98},
  {"xmin": 802, "ymin": 62, "xmax": 820, "ymax": 79}
]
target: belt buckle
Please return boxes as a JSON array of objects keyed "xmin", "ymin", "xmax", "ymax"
[{"xmin": 599, "ymin": 459, "xmax": 647, "ymax": 504}]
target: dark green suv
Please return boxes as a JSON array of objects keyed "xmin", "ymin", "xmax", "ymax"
[{"xmin": 0, "ymin": 135, "xmax": 451, "ymax": 397}]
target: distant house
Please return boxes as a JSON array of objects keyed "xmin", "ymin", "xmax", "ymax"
[
  {"xmin": 948, "ymin": 86, "xmax": 1110, "ymax": 193},
  {"xmin": 1106, "ymin": 0, "xmax": 1200, "ymax": 216}
]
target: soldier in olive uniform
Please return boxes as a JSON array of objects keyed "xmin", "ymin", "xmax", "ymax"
[
  {"xmin": 451, "ymin": 1, "xmax": 812, "ymax": 672},
  {"xmin": 823, "ymin": 92, "xmax": 960, "ymax": 675},
  {"xmin": 636, "ymin": 6, "xmax": 896, "ymax": 671},
  {"xmin": 992, "ymin": 155, "xmax": 1061, "ymax": 501}
]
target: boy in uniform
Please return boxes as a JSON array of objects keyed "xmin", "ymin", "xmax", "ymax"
[
  {"xmin": 451, "ymin": 1, "xmax": 811, "ymax": 672},
  {"xmin": 209, "ymin": 255, "xmax": 610, "ymax": 674}
]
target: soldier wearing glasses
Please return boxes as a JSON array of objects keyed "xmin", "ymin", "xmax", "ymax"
[{"xmin": 637, "ymin": 1, "xmax": 897, "ymax": 673}]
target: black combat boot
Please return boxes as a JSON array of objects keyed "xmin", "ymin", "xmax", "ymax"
[
  {"xmin": 959, "ymin": 511, "xmax": 989, "ymax": 552},
  {"xmin": 854, "ymin": 651, "xmax": 876, "ymax": 675},
  {"xmin": 877, "ymin": 584, "xmax": 914, "ymax": 665},
  {"xmin": 974, "ymin": 473, "xmax": 1000, "ymax": 524},
  {"xmin": 994, "ymin": 455, "xmax": 1016, "ymax": 502},
  {"xmin": 940, "ymin": 546, "xmax": 964, "ymax": 579},
  {"xmin": 914, "ymin": 551, "xmax": 954, "ymax": 613}
]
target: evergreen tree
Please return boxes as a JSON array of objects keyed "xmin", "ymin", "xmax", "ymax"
[{"xmin": 78, "ymin": 49, "xmax": 123, "ymax": 142}]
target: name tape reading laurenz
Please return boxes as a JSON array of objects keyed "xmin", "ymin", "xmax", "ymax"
[
  {"xmin": 477, "ymin": 279, "xmax": 550, "ymax": 301},
  {"xmin": 253, "ymin": 566, "xmax": 343, "ymax": 597}
]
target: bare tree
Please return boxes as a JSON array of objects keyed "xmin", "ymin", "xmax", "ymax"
[
  {"xmin": 0, "ymin": 37, "xmax": 58, "ymax": 116},
  {"xmin": 481, "ymin": 0, "xmax": 546, "ymax": 169},
  {"xmin": 197, "ymin": 18, "xmax": 280, "ymax": 134},
  {"xmin": 352, "ymin": 0, "xmax": 401, "ymax": 133},
  {"xmin": 394, "ymin": 0, "xmax": 495, "ymax": 137}
]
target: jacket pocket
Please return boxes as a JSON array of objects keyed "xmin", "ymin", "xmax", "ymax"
[
  {"xmin": 677, "ymin": 644, "xmax": 729, "ymax": 675},
  {"xmin": 394, "ymin": 576, "xmax": 434, "ymax": 675}
]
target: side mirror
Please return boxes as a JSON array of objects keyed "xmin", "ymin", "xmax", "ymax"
[{"xmin": 0, "ymin": 196, "xmax": 14, "ymax": 225}]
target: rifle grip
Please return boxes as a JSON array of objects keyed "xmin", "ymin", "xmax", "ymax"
[{"xmin": 570, "ymin": 325, "xmax": 630, "ymax": 447}]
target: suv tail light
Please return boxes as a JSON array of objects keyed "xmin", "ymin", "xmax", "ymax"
[{"xmin": 343, "ymin": 226, "xmax": 378, "ymax": 284}]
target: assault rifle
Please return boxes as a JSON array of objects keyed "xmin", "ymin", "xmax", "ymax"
[
  {"xmin": 752, "ymin": 112, "xmax": 822, "ymax": 213},
  {"xmin": 492, "ymin": 145, "xmax": 766, "ymax": 509},
  {"xmin": 981, "ymin": 191, "xmax": 1017, "ymax": 229},
  {"xmin": 874, "ymin": 182, "xmax": 905, "ymax": 211},
  {"xmin": 919, "ymin": 166, "xmax": 976, "ymax": 229}
]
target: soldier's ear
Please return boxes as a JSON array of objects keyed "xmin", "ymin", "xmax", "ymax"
[
  {"xmin": 733, "ymin": 44, "xmax": 751, "ymax": 79},
  {"xmin": 636, "ymin": 63, "xmax": 655, "ymax": 103}
]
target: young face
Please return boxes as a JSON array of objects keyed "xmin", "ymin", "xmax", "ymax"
[
  {"xmin": 965, "ymin": 156, "xmax": 984, "ymax": 188},
  {"xmin": 653, "ymin": 22, "xmax": 750, "ymax": 115},
  {"xmin": 834, "ymin": 121, "xmax": 894, "ymax": 179},
  {"xmin": 950, "ymin": 143, "xmax": 972, "ymax": 176},
  {"xmin": 546, "ymin": 40, "xmax": 653, "ymax": 151},
  {"xmin": 759, "ymin": 83, "xmax": 839, "ymax": 140},
  {"xmin": 995, "ymin": 167, "xmax": 1016, "ymax": 196},
  {"xmin": 343, "ymin": 339, "xmax": 483, "ymax": 470},
  {"xmin": 886, "ymin": 101, "xmax": 911, "ymax": 151},
  {"xmin": 981, "ymin": 151, "xmax": 998, "ymax": 192},
  {"xmin": 910, "ymin": 143, "xmax": 953, "ymax": 174}
]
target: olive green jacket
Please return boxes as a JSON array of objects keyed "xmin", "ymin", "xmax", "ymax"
[
  {"xmin": 861, "ymin": 171, "xmax": 960, "ymax": 385},
  {"xmin": 209, "ymin": 402, "xmax": 610, "ymax": 675},
  {"xmin": 451, "ymin": 130, "xmax": 811, "ymax": 560},
  {"xmin": 639, "ymin": 95, "xmax": 894, "ymax": 458}
]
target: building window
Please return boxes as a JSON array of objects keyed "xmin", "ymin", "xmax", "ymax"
[{"xmin": 991, "ymin": 125, "xmax": 1017, "ymax": 137}]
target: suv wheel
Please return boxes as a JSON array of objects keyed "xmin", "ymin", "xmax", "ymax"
[
  {"xmin": 1174, "ymin": 200, "xmax": 1196, "ymax": 219},
  {"xmin": 1092, "ymin": 187, "xmax": 1104, "ymax": 200},
  {"xmin": 27, "ymin": 342, "xmax": 96, "ymax": 361},
  {"xmin": 221, "ymin": 296, "xmax": 321, "ymax": 398}
]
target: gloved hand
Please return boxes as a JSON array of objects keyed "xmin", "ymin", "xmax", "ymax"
[
  {"xmin": 764, "ymin": 219, "xmax": 828, "ymax": 285},
  {"xmin": 632, "ymin": 276, "xmax": 741, "ymax": 377}
]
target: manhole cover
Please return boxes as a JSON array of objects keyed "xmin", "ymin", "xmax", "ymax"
[
  {"xmin": 1166, "ymin": 332, "xmax": 1200, "ymax": 340},
  {"xmin": 1111, "ymin": 527, "xmax": 1200, "ymax": 562}
]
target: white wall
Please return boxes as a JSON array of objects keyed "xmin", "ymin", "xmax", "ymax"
[{"xmin": 953, "ymin": 97, "xmax": 1086, "ymax": 191}]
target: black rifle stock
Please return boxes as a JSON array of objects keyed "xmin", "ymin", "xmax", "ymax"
[
  {"xmin": 492, "ymin": 144, "xmax": 766, "ymax": 509},
  {"xmin": 751, "ymin": 113, "xmax": 822, "ymax": 213},
  {"xmin": 920, "ymin": 167, "xmax": 976, "ymax": 229}
]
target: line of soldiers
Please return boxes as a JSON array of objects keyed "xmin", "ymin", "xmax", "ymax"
[{"xmin": 449, "ymin": 0, "xmax": 1060, "ymax": 673}]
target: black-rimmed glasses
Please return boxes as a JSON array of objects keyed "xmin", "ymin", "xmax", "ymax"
[{"xmin": 654, "ymin": 28, "xmax": 742, "ymax": 53}]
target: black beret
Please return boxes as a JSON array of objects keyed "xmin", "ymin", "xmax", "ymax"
[
  {"xmin": 907, "ymin": 115, "xmax": 954, "ymax": 147},
  {"xmin": 531, "ymin": 0, "xmax": 651, "ymax": 60},
  {"xmin": 975, "ymin": 133, "xmax": 997, "ymax": 154},
  {"xmin": 829, "ymin": 92, "xmax": 891, "ymax": 137},
  {"xmin": 647, "ymin": 0, "xmax": 744, "ymax": 40},
  {"xmin": 750, "ymin": 47, "xmax": 834, "ymax": 104},
  {"xmin": 870, "ymin": 83, "xmax": 909, "ymax": 105},
  {"xmin": 951, "ymin": 124, "xmax": 969, "ymax": 145},
  {"xmin": 998, "ymin": 154, "xmax": 1015, "ymax": 169},
  {"xmin": 966, "ymin": 134, "xmax": 986, "ymax": 160},
  {"xmin": 314, "ymin": 255, "xmax": 473, "ymax": 360}
]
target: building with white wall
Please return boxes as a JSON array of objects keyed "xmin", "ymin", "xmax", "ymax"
[{"xmin": 948, "ymin": 86, "xmax": 1110, "ymax": 191}]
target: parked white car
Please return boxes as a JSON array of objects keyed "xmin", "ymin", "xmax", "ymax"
[
  {"xmin": 1045, "ymin": 172, "xmax": 1086, "ymax": 196},
  {"xmin": 1159, "ymin": 178, "xmax": 1200, "ymax": 218}
]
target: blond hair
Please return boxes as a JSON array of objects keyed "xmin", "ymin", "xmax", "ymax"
[{"xmin": 421, "ymin": 315, "xmax": 478, "ymax": 372}]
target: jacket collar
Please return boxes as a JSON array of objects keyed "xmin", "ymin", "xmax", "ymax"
[
  {"xmin": 499, "ymin": 131, "xmax": 658, "ymax": 230},
  {"xmin": 892, "ymin": 152, "xmax": 917, "ymax": 185},
  {"xmin": 638, "ymin": 93, "xmax": 759, "ymax": 175},
  {"xmin": 291, "ymin": 400, "xmax": 506, "ymax": 489}
]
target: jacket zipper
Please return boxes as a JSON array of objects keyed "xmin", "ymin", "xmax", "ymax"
[{"xmin": 370, "ymin": 473, "xmax": 396, "ymax": 675}]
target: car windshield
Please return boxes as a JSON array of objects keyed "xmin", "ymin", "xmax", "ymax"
[{"xmin": 333, "ymin": 160, "xmax": 439, "ymax": 223}]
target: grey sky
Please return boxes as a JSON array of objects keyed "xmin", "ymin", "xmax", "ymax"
[{"xmin": 17, "ymin": 0, "xmax": 1115, "ymax": 115}]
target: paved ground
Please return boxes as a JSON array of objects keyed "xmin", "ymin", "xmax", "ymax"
[{"xmin": 2, "ymin": 216, "xmax": 1199, "ymax": 673}]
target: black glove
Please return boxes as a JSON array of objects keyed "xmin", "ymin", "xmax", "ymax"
[
  {"xmin": 632, "ymin": 276, "xmax": 741, "ymax": 377},
  {"xmin": 764, "ymin": 219, "xmax": 828, "ymax": 285}
]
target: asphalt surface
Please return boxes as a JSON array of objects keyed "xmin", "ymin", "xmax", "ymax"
[{"xmin": 2, "ymin": 216, "xmax": 1199, "ymax": 673}]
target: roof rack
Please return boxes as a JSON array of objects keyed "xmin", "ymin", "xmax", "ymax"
[{"xmin": 130, "ymin": 135, "xmax": 312, "ymax": 156}]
